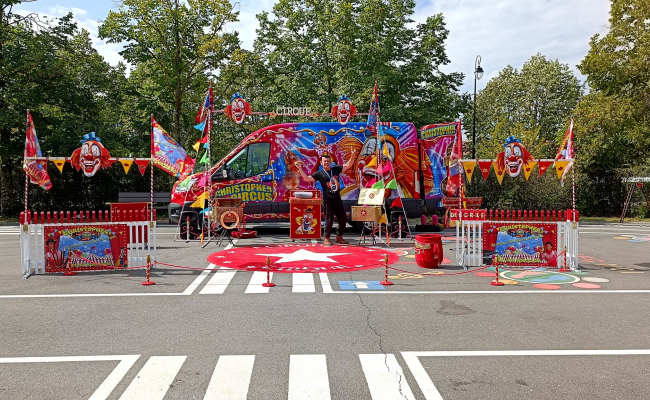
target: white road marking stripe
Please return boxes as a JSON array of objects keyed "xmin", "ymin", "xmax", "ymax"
[
  {"xmin": 204, "ymin": 355, "xmax": 255, "ymax": 400},
  {"xmin": 245, "ymin": 271, "xmax": 273, "ymax": 293},
  {"xmin": 359, "ymin": 354, "xmax": 416, "ymax": 400},
  {"xmin": 89, "ymin": 355, "xmax": 141, "ymax": 400},
  {"xmin": 319, "ymin": 273, "xmax": 334, "ymax": 293},
  {"xmin": 288, "ymin": 354, "xmax": 331, "ymax": 400},
  {"xmin": 182, "ymin": 263, "xmax": 217, "ymax": 295},
  {"xmin": 119, "ymin": 356, "xmax": 186, "ymax": 400},
  {"xmin": 292, "ymin": 273, "xmax": 315, "ymax": 292},
  {"xmin": 200, "ymin": 268, "xmax": 237, "ymax": 295}
]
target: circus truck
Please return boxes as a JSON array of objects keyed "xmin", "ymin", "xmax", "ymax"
[{"xmin": 168, "ymin": 121, "xmax": 463, "ymax": 230}]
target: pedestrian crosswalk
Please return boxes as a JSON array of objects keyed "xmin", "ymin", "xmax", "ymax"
[
  {"xmin": 105, "ymin": 353, "xmax": 423, "ymax": 400},
  {"xmin": 197, "ymin": 267, "xmax": 322, "ymax": 294}
]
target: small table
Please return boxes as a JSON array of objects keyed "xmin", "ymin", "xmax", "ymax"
[{"xmin": 289, "ymin": 190, "xmax": 322, "ymax": 240}]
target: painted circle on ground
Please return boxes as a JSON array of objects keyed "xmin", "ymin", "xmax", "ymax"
[
  {"xmin": 582, "ymin": 277, "xmax": 609, "ymax": 283},
  {"xmin": 207, "ymin": 244, "xmax": 399, "ymax": 273},
  {"xmin": 572, "ymin": 282, "xmax": 601, "ymax": 289},
  {"xmin": 533, "ymin": 284, "xmax": 562, "ymax": 290},
  {"xmin": 501, "ymin": 270, "xmax": 579, "ymax": 284},
  {"xmin": 474, "ymin": 272, "xmax": 495, "ymax": 277}
]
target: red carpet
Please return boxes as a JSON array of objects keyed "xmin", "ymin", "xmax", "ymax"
[{"xmin": 207, "ymin": 244, "xmax": 399, "ymax": 273}]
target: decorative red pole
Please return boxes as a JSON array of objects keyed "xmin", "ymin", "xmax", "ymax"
[
  {"xmin": 142, "ymin": 254, "xmax": 156, "ymax": 285},
  {"xmin": 491, "ymin": 255, "xmax": 504, "ymax": 286},
  {"xmin": 380, "ymin": 255, "xmax": 393, "ymax": 286},
  {"xmin": 262, "ymin": 256, "xmax": 275, "ymax": 287},
  {"xmin": 559, "ymin": 246, "xmax": 569, "ymax": 272}
]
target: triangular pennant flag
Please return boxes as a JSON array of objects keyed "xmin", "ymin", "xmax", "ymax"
[
  {"xmin": 366, "ymin": 178, "xmax": 377, "ymax": 188},
  {"xmin": 134, "ymin": 159, "xmax": 150, "ymax": 176},
  {"xmin": 554, "ymin": 160, "xmax": 570, "ymax": 179},
  {"xmin": 371, "ymin": 181, "xmax": 384, "ymax": 189},
  {"xmin": 378, "ymin": 213, "xmax": 387, "ymax": 224},
  {"xmin": 199, "ymin": 152, "xmax": 209, "ymax": 165},
  {"xmin": 523, "ymin": 160, "xmax": 537, "ymax": 181},
  {"xmin": 120, "ymin": 160, "xmax": 133, "ymax": 174},
  {"xmin": 390, "ymin": 197, "xmax": 403, "ymax": 208},
  {"xmin": 190, "ymin": 191, "xmax": 210, "ymax": 208},
  {"xmin": 193, "ymin": 141, "xmax": 201, "ymax": 152},
  {"xmin": 367, "ymin": 156, "xmax": 377, "ymax": 168},
  {"xmin": 462, "ymin": 161, "xmax": 477, "ymax": 182},
  {"xmin": 493, "ymin": 161, "xmax": 505, "ymax": 185},
  {"xmin": 382, "ymin": 144, "xmax": 392, "ymax": 160},
  {"xmin": 478, "ymin": 160, "xmax": 492, "ymax": 181},
  {"xmin": 51, "ymin": 158, "xmax": 66, "ymax": 173},
  {"xmin": 203, "ymin": 143, "xmax": 209, "ymax": 149},
  {"xmin": 385, "ymin": 178, "xmax": 398, "ymax": 189},
  {"xmin": 194, "ymin": 121, "xmax": 206, "ymax": 132},
  {"xmin": 538, "ymin": 160, "xmax": 554, "ymax": 177}
]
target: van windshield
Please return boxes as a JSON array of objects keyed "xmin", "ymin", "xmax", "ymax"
[{"xmin": 223, "ymin": 143, "xmax": 271, "ymax": 179}]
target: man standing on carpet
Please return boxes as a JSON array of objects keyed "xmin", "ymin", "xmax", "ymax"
[{"xmin": 296, "ymin": 151, "xmax": 355, "ymax": 246}]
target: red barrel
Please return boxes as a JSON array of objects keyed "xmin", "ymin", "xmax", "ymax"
[{"xmin": 415, "ymin": 234, "xmax": 444, "ymax": 268}]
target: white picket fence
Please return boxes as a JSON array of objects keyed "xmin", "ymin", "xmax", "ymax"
[
  {"xmin": 453, "ymin": 209, "xmax": 579, "ymax": 270},
  {"xmin": 20, "ymin": 211, "xmax": 156, "ymax": 278}
]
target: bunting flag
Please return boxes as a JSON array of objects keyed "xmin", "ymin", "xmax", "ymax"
[
  {"xmin": 23, "ymin": 111, "xmax": 52, "ymax": 190},
  {"xmin": 51, "ymin": 157, "xmax": 67, "ymax": 173},
  {"xmin": 462, "ymin": 161, "xmax": 477, "ymax": 182},
  {"xmin": 152, "ymin": 118, "xmax": 195, "ymax": 178},
  {"xmin": 194, "ymin": 83, "xmax": 214, "ymax": 133},
  {"xmin": 198, "ymin": 151, "xmax": 210, "ymax": 165},
  {"xmin": 366, "ymin": 156, "xmax": 377, "ymax": 168},
  {"xmin": 390, "ymin": 197, "xmax": 403, "ymax": 208},
  {"xmin": 378, "ymin": 213, "xmax": 387, "ymax": 224},
  {"xmin": 538, "ymin": 160, "xmax": 554, "ymax": 177},
  {"xmin": 371, "ymin": 181, "xmax": 384, "ymax": 189},
  {"xmin": 134, "ymin": 159, "xmax": 150, "ymax": 176},
  {"xmin": 119, "ymin": 160, "xmax": 133, "ymax": 174},
  {"xmin": 190, "ymin": 191, "xmax": 210, "ymax": 209},
  {"xmin": 376, "ymin": 160, "xmax": 392, "ymax": 175},
  {"xmin": 554, "ymin": 160, "xmax": 570, "ymax": 179},
  {"xmin": 367, "ymin": 83, "xmax": 380, "ymax": 135},
  {"xmin": 555, "ymin": 118, "xmax": 575, "ymax": 186},
  {"xmin": 478, "ymin": 160, "xmax": 492, "ymax": 181},
  {"xmin": 523, "ymin": 160, "xmax": 538, "ymax": 181},
  {"xmin": 382, "ymin": 143, "xmax": 392, "ymax": 160},
  {"xmin": 193, "ymin": 134, "xmax": 209, "ymax": 152},
  {"xmin": 366, "ymin": 178, "xmax": 377, "ymax": 187},
  {"xmin": 385, "ymin": 178, "xmax": 398, "ymax": 189},
  {"xmin": 493, "ymin": 160, "xmax": 506, "ymax": 184}
]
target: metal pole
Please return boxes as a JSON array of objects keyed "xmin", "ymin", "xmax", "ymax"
[{"xmin": 473, "ymin": 76, "xmax": 477, "ymax": 159}]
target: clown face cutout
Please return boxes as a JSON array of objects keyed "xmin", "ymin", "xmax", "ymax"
[
  {"xmin": 495, "ymin": 136, "xmax": 535, "ymax": 179},
  {"xmin": 70, "ymin": 133, "xmax": 112, "ymax": 177},
  {"xmin": 225, "ymin": 92, "xmax": 252, "ymax": 124},
  {"xmin": 331, "ymin": 95, "xmax": 357, "ymax": 125}
]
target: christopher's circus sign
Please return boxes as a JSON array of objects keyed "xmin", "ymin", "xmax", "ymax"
[
  {"xmin": 213, "ymin": 183, "xmax": 274, "ymax": 202},
  {"xmin": 482, "ymin": 222, "xmax": 559, "ymax": 267},
  {"xmin": 420, "ymin": 122, "xmax": 459, "ymax": 140},
  {"xmin": 43, "ymin": 224, "xmax": 129, "ymax": 272}
]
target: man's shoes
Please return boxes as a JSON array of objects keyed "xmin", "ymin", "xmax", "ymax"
[
  {"xmin": 335, "ymin": 236, "xmax": 349, "ymax": 244},
  {"xmin": 323, "ymin": 238, "xmax": 333, "ymax": 246}
]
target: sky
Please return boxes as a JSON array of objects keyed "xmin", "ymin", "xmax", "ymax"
[{"xmin": 14, "ymin": 0, "xmax": 612, "ymax": 95}]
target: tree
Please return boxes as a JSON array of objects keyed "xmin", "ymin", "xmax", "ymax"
[
  {"xmin": 99, "ymin": 0, "xmax": 240, "ymax": 144},
  {"xmin": 249, "ymin": 0, "xmax": 468, "ymax": 127},
  {"xmin": 465, "ymin": 54, "xmax": 582, "ymax": 160}
]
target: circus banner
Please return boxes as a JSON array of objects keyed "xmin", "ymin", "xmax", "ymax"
[
  {"xmin": 153, "ymin": 118, "xmax": 195, "ymax": 178},
  {"xmin": 483, "ymin": 222, "xmax": 559, "ymax": 267},
  {"xmin": 419, "ymin": 121, "xmax": 462, "ymax": 198},
  {"xmin": 43, "ymin": 224, "xmax": 129, "ymax": 272}
]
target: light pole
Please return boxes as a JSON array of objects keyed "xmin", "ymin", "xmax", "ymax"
[{"xmin": 472, "ymin": 55, "xmax": 484, "ymax": 159}]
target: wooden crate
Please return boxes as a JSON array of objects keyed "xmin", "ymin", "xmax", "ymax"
[{"xmin": 351, "ymin": 206, "xmax": 382, "ymax": 222}]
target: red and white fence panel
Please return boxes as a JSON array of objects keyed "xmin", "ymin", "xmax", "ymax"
[
  {"xmin": 19, "ymin": 210, "xmax": 157, "ymax": 278},
  {"xmin": 452, "ymin": 209, "xmax": 579, "ymax": 270}
]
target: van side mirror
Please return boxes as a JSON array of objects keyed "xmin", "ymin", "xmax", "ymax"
[{"xmin": 223, "ymin": 170, "xmax": 227, "ymax": 178}]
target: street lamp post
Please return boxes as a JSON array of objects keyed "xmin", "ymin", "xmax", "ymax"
[{"xmin": 472, "ymin": 56, "xmax": 484, "ymax": 159}]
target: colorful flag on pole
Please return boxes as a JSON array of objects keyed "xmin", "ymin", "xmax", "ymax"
[
  {"xmin": 23, "ymin": 111, "xmax": 52, "ymax": 190},
  {"xmin": 367, "ymin": 83, "xmax": 380, "ymax": 135},
  {"xmin": 555, "ymin": 118, "xmax": 575, "ymax": 186},
  {"xmin": 152, "ymin": 118, "xmax": 195, "ymax": 178},
  {"xmin": 194, "ymin": 83, "xmax": 214, "ymax": 134}
]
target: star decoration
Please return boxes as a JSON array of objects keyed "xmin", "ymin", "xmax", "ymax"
[{"xmin": 256, "ymin": 248, "xmax": 349, "ymax": 263}]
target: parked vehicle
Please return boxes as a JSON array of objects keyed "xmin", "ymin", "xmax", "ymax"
[{"xmin": 169, "ymin": 121, "xmax": 461, "ymax": 229}]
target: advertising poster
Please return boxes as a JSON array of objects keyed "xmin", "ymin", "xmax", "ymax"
[
  {"xmin": 290, "ymin": 201, "xmax": 322, "ymax": 240},
  {"xmin": 419, "ymin": 122, "xmax": 462, "ymax": 198},
  {"xmin": 43, "ymin": 224, "xmax": 130, "ymax": 272},
  {"xmin": 482, "ymin": 222, "xmax": 559, "ymax": 266}
]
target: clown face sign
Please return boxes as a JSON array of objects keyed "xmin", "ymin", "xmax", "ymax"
[
  {"xmin": 495, "ymin": 136, "xmax": 535, "ymax": 178},
  {"xmin": 225, "ymin": 92, "xmax": 252, "ymax": 124},
  {"xmin": 331, "ymin": 95, "xmax": 357, "ymax": 125},
  {"xmin": 70, "ymin": 133, "xmax": 112, "ymax": 177}
]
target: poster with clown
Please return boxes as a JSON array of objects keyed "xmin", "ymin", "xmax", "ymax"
[{"xmin": 419, "ymin": 122, "xmax": 463, "ymax": 198}]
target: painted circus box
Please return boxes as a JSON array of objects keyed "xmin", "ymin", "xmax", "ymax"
[
  {"xmin": 482, "ymin": 222, "xmax": 559, "ymax": 267},
  {"xmin": 43, "ymin": 224, "xmax": 130, "ymax": 272}
]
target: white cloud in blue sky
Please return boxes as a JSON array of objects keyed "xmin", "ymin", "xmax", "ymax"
[{"xmin": 15, "ymin": 0, "xmax": 611, "ymax": 94}]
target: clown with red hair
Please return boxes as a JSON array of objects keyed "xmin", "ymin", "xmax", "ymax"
[
  {"xmin": 331, "ymin": 95, "xmax": 357, "ymax": 125},
  {"xmin": 225, "ymin": 92, "xmax": 252, "ymax": 124},
  {"xmin": 495, "ymin": 136, "xmax": 535, "ymax": 178},
  {"xmin": 70, "ymin": 132, "xmax": 113, "ymax": 177}
]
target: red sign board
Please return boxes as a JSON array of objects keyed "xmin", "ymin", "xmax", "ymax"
[
  {"xmin": 289, "ymin": 199, "xmax": 322, "ymax": 240},
  {"xmin": 43, "ymin": 224, "xmax": 130, "ymax": 272}
]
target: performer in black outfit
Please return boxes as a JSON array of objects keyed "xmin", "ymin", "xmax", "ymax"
[{"xmin": 296, "ymin": 152, "xmax": 355, "ymax": 246}]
